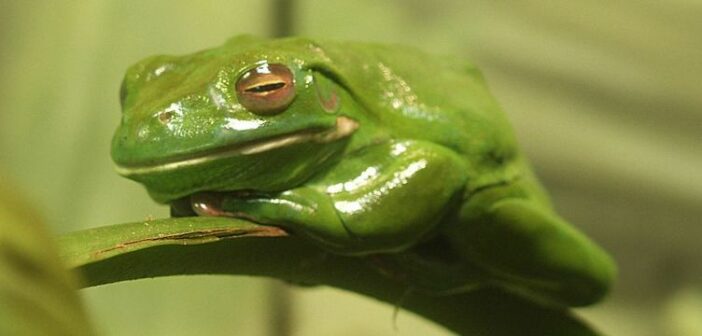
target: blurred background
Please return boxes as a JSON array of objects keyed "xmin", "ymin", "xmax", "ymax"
[{"xmin": 1, "ymin": 1, "xmax": 701, "ymax": 335}]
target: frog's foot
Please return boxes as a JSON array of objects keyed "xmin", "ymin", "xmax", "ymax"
[
  {"xmin": 189, "ymin": 191, "xmax": 266, "ymax": 218},
  {"xmin": 182, "ymin": 189, "xmax": 350, "ymax": 246},
  {"xmin": 190, "ymin": 193, "xmax": 234, "ymax": 217},
  {"xmin": 168, "ymin": 191, "xmax": 291, "ymax": 238},
  {"xmin": 169, "ymin": 191, "xmax": 258, "ymax": 218},
  {"xmin": 213, "ymin": 188, "xmax": 359, "ymax": 253}
]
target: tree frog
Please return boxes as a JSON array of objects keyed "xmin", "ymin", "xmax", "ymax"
[{"xmin": 112, "ymin": 36, "xmax": 615, "ymax": 307}]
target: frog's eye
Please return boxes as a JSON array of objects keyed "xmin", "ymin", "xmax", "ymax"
[{"xmin": 236, "ymin": 63, "xmax": 295, "ymax": 115}]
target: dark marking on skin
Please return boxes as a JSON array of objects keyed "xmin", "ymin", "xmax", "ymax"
[{"xmin": 320, "ymin": 91, "xmax": 339, "ymax": 113}]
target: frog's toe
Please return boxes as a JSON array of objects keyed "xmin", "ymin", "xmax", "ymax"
[{"xmin": 169, "ymin": 196, "xmax": 197, "ymax": 217}]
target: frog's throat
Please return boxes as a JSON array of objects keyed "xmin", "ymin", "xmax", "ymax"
[{"xmin": 115, "ymin": 116, "xmax": 359, "ymax": 176}]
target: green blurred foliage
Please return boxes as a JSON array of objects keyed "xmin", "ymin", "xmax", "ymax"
[
  {"xmin": 663, "ymin": 287, "xmax": 702, "ymax": 336},
  {"xmin": 0, "ymin": 1, "xmax": 700, "ymax": 335},
  {"xmin": 0, "ymin": 184, "xmax": 94, "ymax": 336}
]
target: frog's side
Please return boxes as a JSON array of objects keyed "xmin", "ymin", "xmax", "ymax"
[{"xmin": 112, "ymin": 36, "xmax": 615, "ymax": 307}]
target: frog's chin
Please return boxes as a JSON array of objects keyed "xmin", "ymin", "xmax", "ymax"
[{"xmin": 115, "ymin": 116, "xmax": 358, "ymax": 177}]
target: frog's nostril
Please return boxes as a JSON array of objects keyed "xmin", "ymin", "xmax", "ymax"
[{"xmin": 158, "ymin": 111, "xmax": 174, "ymax": 124}]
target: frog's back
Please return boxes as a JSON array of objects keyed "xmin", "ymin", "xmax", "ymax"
[{"xmin": 315, "ymin": 39, "xmax": 522, "ymax": 182}]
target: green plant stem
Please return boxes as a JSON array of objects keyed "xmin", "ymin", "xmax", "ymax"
[{"xmin": 59, "ymin": 217, "xmax": 599, "ymax": 336}]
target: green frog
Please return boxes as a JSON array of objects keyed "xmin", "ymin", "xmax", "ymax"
[{"xmin": 112, "ymin": 35, "xmax": 615, "ymax": 307}]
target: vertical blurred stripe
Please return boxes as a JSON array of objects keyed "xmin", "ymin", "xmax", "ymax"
[{"xmin": 271, "ymin": 0, "xmax": 296, "ymax": 37}]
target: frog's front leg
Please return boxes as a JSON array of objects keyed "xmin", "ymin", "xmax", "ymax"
[{"xmin": 196, "ymin": 141, "xmax": 467, "ymax": 255}]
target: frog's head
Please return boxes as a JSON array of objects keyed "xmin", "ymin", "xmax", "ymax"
[{"xmin": 112, "ymin": 36, "xmax": 358, "ymax": 203}]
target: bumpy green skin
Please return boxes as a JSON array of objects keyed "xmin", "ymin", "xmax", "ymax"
[{"xmin": 112, "ymin": 36, "xmax": 616, "ymax": 307}]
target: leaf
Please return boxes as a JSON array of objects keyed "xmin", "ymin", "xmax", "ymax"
[
  {"xmin": 60, "ymin": 216, "xmax": 602, "ymax": 336},
  {"xmin": 0, "ymin": 184, "xmax": 95, "ymax": 336}
]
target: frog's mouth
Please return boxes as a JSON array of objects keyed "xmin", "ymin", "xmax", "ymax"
[{"xmin": 115, "ymin": 116, "xmax": 359, "ymax": 176}]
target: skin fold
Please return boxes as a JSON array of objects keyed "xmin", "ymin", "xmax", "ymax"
[{"xmin": 112, "ymin": 35, "xmax": 616, "ymax": 307}]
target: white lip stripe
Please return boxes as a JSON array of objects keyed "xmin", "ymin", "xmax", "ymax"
[{"xmin": 115, "ymin": 116, "xmax": 358, "ymax": 176}]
